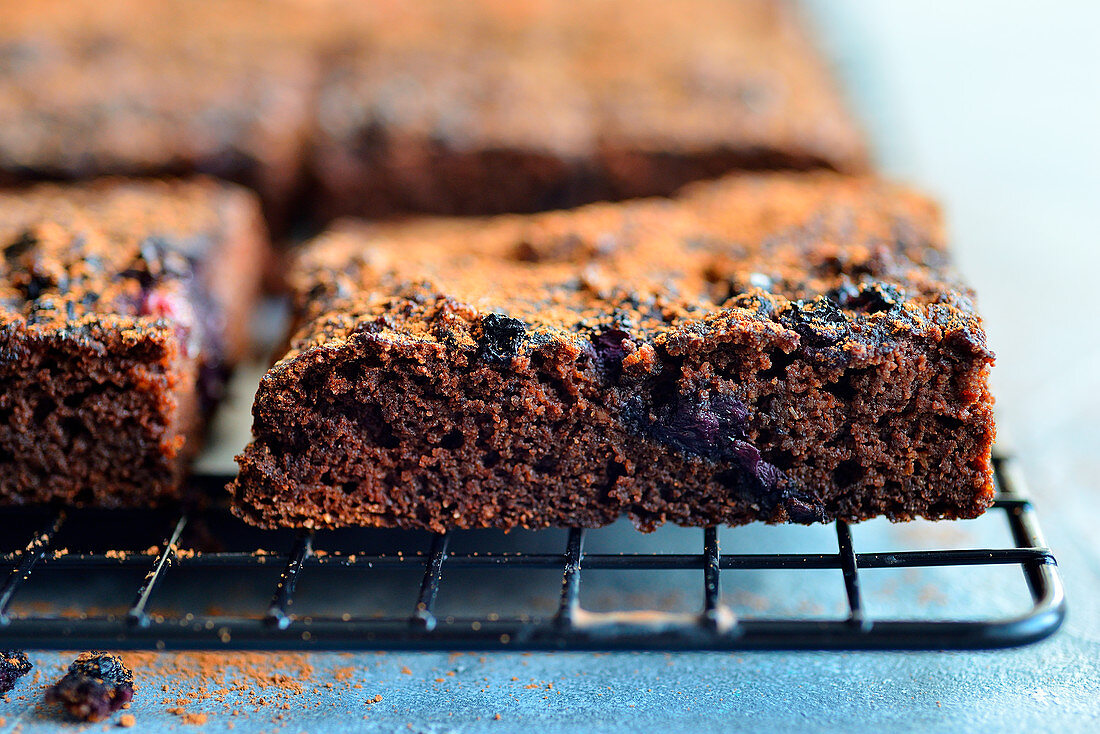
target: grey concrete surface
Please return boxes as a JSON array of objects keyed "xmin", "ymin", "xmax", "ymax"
[{"xmin": 1, "ymin": 2, "xmax": 1097, "ymax": 732}]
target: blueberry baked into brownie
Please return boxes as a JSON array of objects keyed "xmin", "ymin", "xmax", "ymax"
[
  {"xmin": 231, "ymin": 173, "xmax": 995, "ymax": 531},
  {"xmin": 0, "ymin": 178, "xmax": 265, "ymax": 506},
  {"xmin": 311, "ymin": 0, "xmax": 868, "ymax": 220}
]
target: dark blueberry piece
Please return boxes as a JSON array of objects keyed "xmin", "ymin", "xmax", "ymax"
[
  {"xmin": 713, "ymin": 452, "xmax": 784, "ymax": 500},
  {"xmin": 45, "ymin": 651, "xmax": 134, "ymax": 722},
  {"xmin": 848, "ymin": 281, "xmax": 904, "ymax": 313},
  {"xmin": 728, "ymin": 440, "xmax": 761, "ymax": 473},
  {"xmin": 826, "ymin": 279, "xmax": 860, "ymax": 308},
  {"xmin": 710, "ymin": 395, "xmax": 750, "ymax": 435},
  {"xmin": 24, "ymin": 273, "xmax": 53, "ymax": 301},
  {"xmin": 650, "ymin": 393, "xmax": 750, "ymax": 460},
  {"xmin": 354, "ymin": 315, "xmax": 392, "ymax": 335},
  {"xmin": 591, "ymin": 327, "xmax": 631, "ymax": 377},
  {"xmin": 755, "ymin": 461, "xmax": 784, "ymax": 492},
  {"xmin": 728, "ymin": 291, "xmax": 775, "ymax": 317},
  {"xmin": 0, "ymin": 650, "xmax": 32, "ymax": 694},
  {"xmin": 781, "ymin": 296, "xmax": 850, "ymax": 346},
  {"xmin": 656, "ymin": 399, "xmax": 722, "ymax": 455},
  {"xmin": 476, "ymin": 313, "xmax": 527, "ymax": 363},
  {"xmin": 67, "ymin": 652, "xmax": 133, "ymax": 686},
  {"xmin": 782, "ymin": 493, "xmax": 828, "ymax": 523},
  {"xmin": 3, "ymin": 230, "xmax": 35, "ymax": 261},
  {"xmin": 198, "ymin": 360, "xmax": 231, "ymax": 414}
]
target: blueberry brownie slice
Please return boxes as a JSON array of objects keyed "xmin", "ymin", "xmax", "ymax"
[
  {"xmin": 0, "ymin": 0, "xmax": 320, "ymax": 228},
  {"xmin": 232, "ymin": 173, "xmax": 994, "ymax": 531},
  {"xmin": 311, "ymin": 0, "xmax": 868, "ymax": 220},
  {"xmin": 0, "ymin": 178, "xmax": 266, "ymax": 505}
]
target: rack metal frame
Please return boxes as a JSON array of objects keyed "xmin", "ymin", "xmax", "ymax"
[{"xmin": 0, "ymin": 455, "xmax": 1065, "ymax": 651}]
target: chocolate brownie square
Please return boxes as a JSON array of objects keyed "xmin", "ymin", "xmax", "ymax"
[
  {"xmin": 0, "ymin": 0, "xmax": 320, "ymax": 227},
  {"xmin": 0, "ymin": 178, "xmax": 266, "ymax": 505},
  {"xmin": 310, "ymin": 0, "xmax": 869, "ymax": 220},
  {"xmin": 231, "ymin": 173, "xmax": 995, "ymax": 531}
]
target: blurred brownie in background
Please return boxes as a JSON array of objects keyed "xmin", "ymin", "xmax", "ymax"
[
  {"xmin": 0, "ymin": 0, "xmax": 320, "ymax": 229},
  {"xmin": 0, "ymin": 178, "xmax": 265, "ymax": 506},
  {"xmin": 311, "ymin": 0, "xmax": 869, "ymax": 220},
  {"xmin": 0, "ymin": 0, "xmax": 869, "ymax": 228}
]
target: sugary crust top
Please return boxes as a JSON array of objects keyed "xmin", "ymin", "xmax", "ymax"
[
  {"xmin": 286, "ymin": 173, "xmax": 991, "ymax": 368},
  {"xmin": 0, "ymin": 178, "xmax": 247, "ymax": 344}
]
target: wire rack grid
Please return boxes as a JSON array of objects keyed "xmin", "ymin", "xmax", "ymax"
[{"xmin": 0, "ymin": 454, "xmax": 1065, "ymax": 651}]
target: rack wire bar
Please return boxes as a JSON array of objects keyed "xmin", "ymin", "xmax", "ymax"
[
  {"xmin": 127, "ymin": 515, "xmax": 188, "ymax": 628},
  {"xmin": 0, "ymin": 453, "xmax": 1066, "ymax": 650},
  {"xmin": 0, "ymin": 513, "xmax": 65, "ymax": 623},
  {"xmin": 411, "ymin": 533, "xmax": 449, "ymax": 631},
  {"xmin": 554, "ymin": 527, "xmax": 585, "ymax": 633},
  {"xmin": 700, "ymin": 527, "xmax": 728, "ymax": 632},
  {"xmin": 265, "ymin": 531, "xmax": 313, "ymax": 630},
  {"xmin": 835, "ymin": 520, "xmax": 870, "ymax": 631}
]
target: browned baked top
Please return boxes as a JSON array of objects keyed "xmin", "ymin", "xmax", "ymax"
[
  {"xmin": 0, "ymin": 178, "xmax": 252, "ymax": 344},
  {"xmin": 315, "ymin": 0, "xmax": 868, "ymax": 170},
  {"xmin": 287, "ymin": 172, "xmax": 983, "ymax": 365}
]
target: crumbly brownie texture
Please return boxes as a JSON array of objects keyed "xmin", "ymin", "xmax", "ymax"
[
  {"xmin": 232, "ymin": 173, "xmax": 996, "ymax": 532},
  {"xmin": 311, "ymin": 0, "xmax": 869, "ymax": 220},
  {"xmin": 0, "ymin": 178, "xmax": 266, "ymax": 506},
  {"xmin": 0, "ymin": 0, "xmax": 320, "ymax": 226},
  {"xmin": 45, "ymin": 652, "xmax": 134, "ymax": 722},
  {"xmin": 0, "ymin": 650, "xmax": 32, "ymax": 693}
]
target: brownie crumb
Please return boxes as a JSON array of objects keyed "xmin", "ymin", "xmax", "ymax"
[
  {"xmin": 168, "ymin": 707, "xmax": 209, "ymax": 725},
  {"xmin": 0, "ymin": 650, "xmax": 31, "ymax": 694},
  {"xmin": 45, "ymin": 652, "xmax": 135, "ymax": 722}
]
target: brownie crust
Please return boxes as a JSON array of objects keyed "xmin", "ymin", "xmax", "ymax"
[
  {"xmin": 231, "ymin": 173, "xmax": 995, "ymax": 532},
  {"xmin": 0, "ymin": 178, "xmax": 266, "ymax": 506}
]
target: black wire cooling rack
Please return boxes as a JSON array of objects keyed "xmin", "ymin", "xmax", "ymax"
[{"xmin": 0, "ymin": 454, "xmax": 1065, "ymax": 651}]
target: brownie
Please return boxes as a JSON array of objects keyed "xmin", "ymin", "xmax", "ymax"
[
  {"xmin": 311, "ymin": 0, "xmax": 869, "ymax": 220},
  {"xmin": 0, "ymin": 178, "xmax": 266, "ymax": 506},
  {"xmin": 0, "ymin": 0, "xmax": 320, "ymax": 228},
  {"xmin": 45, "ymin": 652, "xmax": 134, "ymax": 722},
  {"xmin": 0, "ymin": 650, "xmax": 32, "ymax": 693},
  {"xmin": 231, "ymin": 172, "xmax": 996, "ymax": 532}
]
